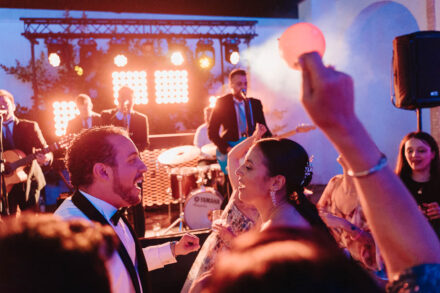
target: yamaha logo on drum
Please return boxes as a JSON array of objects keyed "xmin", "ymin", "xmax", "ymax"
[{"xmin": 194, "ymin": 196, "xmax": 221, "ymax": 205}]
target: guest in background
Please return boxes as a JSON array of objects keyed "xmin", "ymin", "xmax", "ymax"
[
  {"xmin": 0, "ymin": 213, "xmax": 117, "ymax": 293},
  {"xmin": 194, "ymin": 106, "xmax": 213, "ymax": 149},
  {"xmin": 299, "ymin": 52, "xmax": 440, "ymax": 291},
  {"xmin": 395, "ymin": 131, "xmax": 440, "ymax": 238},
  {"xmin": 194, "ymin": 106, "xmax": 217, "ymax": 165},
  {"xmin": 204, "ymin": 227, "xmax": 383, "ymax": 293},
  {"xmin": 318, "ymin": 156, "xmax": 384, "ymax": 276}
]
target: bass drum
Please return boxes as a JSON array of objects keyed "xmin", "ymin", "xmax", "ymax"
[{"xmin": 184, "ymin": 187, "xmax": 224, "ymax": 230}]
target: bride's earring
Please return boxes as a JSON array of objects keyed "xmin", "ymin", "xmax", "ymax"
[{"xmin": 270, "ymin": 190, "xmax": 277, "ymax": 207}]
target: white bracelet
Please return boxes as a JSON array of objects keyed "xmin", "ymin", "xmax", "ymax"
[
  {"xmin": 347, "ymin": 153, "xmax": 387, "ymax": 177},
  {"xmin": 170, "ymin": 241, "xmax": 177, "ymax": 258}
]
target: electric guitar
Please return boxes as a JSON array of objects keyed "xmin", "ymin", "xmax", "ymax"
[
  {"xmin": 216, "ymin": 124, "xmax": 316, "ymax": 174},
  {"xmin": 2, "ymin": 134, "xmax": 74, "ymax": 193}
]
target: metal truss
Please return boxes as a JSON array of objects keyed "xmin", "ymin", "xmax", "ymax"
[
  {"xmin": 20, "ymin": 17, "xmax": 258, "ymax": 100},
  {"xmin": 20, "ymin": 18, "xmax": 258, "ymax": 43}
]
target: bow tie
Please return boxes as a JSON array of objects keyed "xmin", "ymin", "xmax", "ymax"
[{"xmin": 110, "ymin": 208, "xmax": 126, "ymax": 225}]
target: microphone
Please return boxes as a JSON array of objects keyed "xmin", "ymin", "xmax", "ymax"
[{"xmin": 240, "ymin": 89, "xmax": 247, "ymax": 100}]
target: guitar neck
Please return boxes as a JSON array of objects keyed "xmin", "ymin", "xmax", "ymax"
[{"xmin": 7, "ymin": 144, "xmax": 56, "ymax": 172}]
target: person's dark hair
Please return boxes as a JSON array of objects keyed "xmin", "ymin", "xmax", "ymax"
[
  {"xmin": 229, "ymin": 68, "xmax": 246, "ymax": 81},
  {"xmin": 76, "ymin": 94, "xmax": 91, "ymax": 105},
  {"xmin": 0, "ymin": 89, "xmax": 15, "ymax": 104},
  {"xmin": 0, "ymin": 213, "xmax": 117, "ymax": 293},
  {"xmin": 205, "ymin": 227, "xmax": 383, "ymax": 293},
  {"xmin": 255, "ymin": 138, "xmax": 329, "ymax": 232},
  {"xmin": 66, "ymin": 126, "xmax": 129, "ymax": 187},
  {"xmin": 395, "ymin": 131, "xmax": 440, "ymax": 181},
  {"xmin": 118, "ymin": 86, "xmax": 134, "ymax": 98}
]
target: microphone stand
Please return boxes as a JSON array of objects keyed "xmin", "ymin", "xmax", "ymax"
[{"xmin": 0, "ymin": 114, "xmax": 9, "ymax": 216}]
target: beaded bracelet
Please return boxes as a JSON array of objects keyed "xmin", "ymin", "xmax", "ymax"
[{"xmin": 347, "ymin": 153, "xmax": 387, "ymax": 177}]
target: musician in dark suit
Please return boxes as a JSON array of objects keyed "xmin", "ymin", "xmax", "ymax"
[
  {"xmin": 208, "ymin": 69, "xmax": 271, "ymax": 156},
  {"xmin": 101, "ymin": 87, "xmax": 149, "ymax": 152},
  {"xmin": 0, "ymin": 89, "xmax": 52, "ymax": 214},
  {"xmin": 66, "ymin": 94, "xmax": 101, "ymax": 134},
  {"xmin": 100, "ymin": 87, "xmax": 149, "ymax": 236}
]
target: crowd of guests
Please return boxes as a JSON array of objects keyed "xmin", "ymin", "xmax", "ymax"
[{"xmin": 1, "ymin": 51, "xmax": 440, "ymax": 293}]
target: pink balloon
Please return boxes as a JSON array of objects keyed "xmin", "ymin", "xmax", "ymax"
[{"xmin": 279, "ymin": 22, "xmax": 326, "ymax": 70}]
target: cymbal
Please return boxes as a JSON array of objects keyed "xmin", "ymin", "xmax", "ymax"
[
  {"xmin": 158, "ymin": 145, "xmax": 200, "ymax": 165},
  {"xmin": 201, "ymin": 143, "xmax": 217, "ymax": 158}
]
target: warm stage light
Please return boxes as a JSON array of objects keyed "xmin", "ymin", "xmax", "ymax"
[
  {"xmin": 48, "ymin": 53, "xmax": 61, "ymax": 67},
  {"xmin": 74, "ymin": 65, "xmax": 84, "ymax": 76},
  {"xmin": 209, "ymin": 96, "xmax": 219, "ymax": 108},
  {"xmin": 199, "ymin": 56, "xmax": 212, "ymax": 69},
  {"xmin": 53, "ymin": 101, "xmax": 79, "ymax": 136},
  {"xmin": 155, "ymin": 70, "xmax": 189, "ymax": 104},
  {"xmin": 171, "ymin": 51, "xmax": 184, "ymax": 66},
  {"xmin": 229, "ymin": 51, "xmax": 240, "ymax": 65},
  {"xmin": 112, "ymin": 71, "xmax": 148, "ymax": 105},
  {"xmin": 196, "ymin": 39, "xmax": 215, "ymax": 70},
  {"xmin": 224, "ymin": 38, "xmax": 240, "ymax": 65},
  {"xmin": 114, "ymin": 54, "xmax": 128, "ymax": 67}
]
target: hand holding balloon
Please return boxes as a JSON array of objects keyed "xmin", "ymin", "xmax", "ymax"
[{"xmin": 279, "ymin": 22, "xmax": 326, "ymax": 70}]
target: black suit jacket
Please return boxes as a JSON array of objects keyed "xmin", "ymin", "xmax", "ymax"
[
  {"xmin": 66, "ymin": 112, "xmax": 102, "ymax": 135},
  {"xmin": 100, "ymin": 109, "xmax": 150, "ymax": 151},
  {"xmin": 6, "ymin": 118, "xmax": 47, "ymax": 154},
  {"xmin": 5, "ymin": 118, "xmax": 48, "ymax": 207},
  {"xmin": 208, "ymin": 93, "xmax": 271, "ymax": 154}
]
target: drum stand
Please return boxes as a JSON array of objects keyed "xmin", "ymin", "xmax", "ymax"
[{"xmin": 161, "ymin": 174, "xmax": 186, "ymax": 235}]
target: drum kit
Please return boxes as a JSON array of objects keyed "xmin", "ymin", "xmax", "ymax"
[{"xmin": 157, "ymin": 144, "xmax": 224, "ymax": 233}]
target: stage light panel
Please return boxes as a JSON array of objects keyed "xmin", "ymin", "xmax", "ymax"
[
  {"xmin": 154, "ymin": 70, "xmax": 189, "ymax": 104},
  {"xmin": 112, "ymin": 71, "xmax": 148, "ymax": 105},
  {"xmin": 52, "ymin": 100, "xmax": 79, "ymax": 136}
]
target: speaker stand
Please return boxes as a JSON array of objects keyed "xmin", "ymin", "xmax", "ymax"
[{"xmin": 417, "ymin": 108, "xmax": 422, "ymax": 132}]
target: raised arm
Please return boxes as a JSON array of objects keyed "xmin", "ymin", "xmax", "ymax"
[
  {"xmin": 227, "ymin": 123, "xmax": 267, "ymax": 190},
  {"xmin": 299, "ymin": 52, "xmax": 440, "ymax": 279}
]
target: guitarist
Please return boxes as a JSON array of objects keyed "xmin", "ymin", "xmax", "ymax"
[
  {"xmin": 208, "ymin": 69, "xmax": 271, "ymax": 202},
  {"xmin": 0, "ymin": 89, "xmax": 52, "ymax": 214}
]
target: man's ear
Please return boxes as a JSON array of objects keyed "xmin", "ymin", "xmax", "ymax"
[{"xmin": 93, "ymin": 163, "xmax": 111, "ymax": 181}]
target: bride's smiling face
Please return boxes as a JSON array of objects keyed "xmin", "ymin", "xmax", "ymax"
[{"xmin": 235, "ymin": 145, "xmax": 272, "ymax": 205}]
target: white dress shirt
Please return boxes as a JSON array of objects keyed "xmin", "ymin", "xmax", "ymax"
[{"xmin": 55, "ymin": 190, "xmax": 177, "ymax": 293}]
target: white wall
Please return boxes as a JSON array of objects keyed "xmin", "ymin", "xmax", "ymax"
[{"xmin": 241, "ymin": 0, "xmax": 433, "ymax": 184}]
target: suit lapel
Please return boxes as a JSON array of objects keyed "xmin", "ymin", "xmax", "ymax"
[
  {"xmin": 121, "ymin": 215, "xmax": 151, "ymax": 293},
  {"xmin": 71, "ymin": 191, "xmax": 146, "ymax": 293},
  {"xmin": 227, "ymin": 95, "xmax": 239, "ymax": 140}
]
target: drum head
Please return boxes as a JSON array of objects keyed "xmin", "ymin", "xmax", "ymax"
[{"xmin": 184, "ymin": 188, "xmax": 223, "ymax": 230}]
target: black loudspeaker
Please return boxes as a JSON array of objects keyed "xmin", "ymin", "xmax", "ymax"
[{"xmin": 392, "ymin": 31, "xmax": 440, "ymax": 109}]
